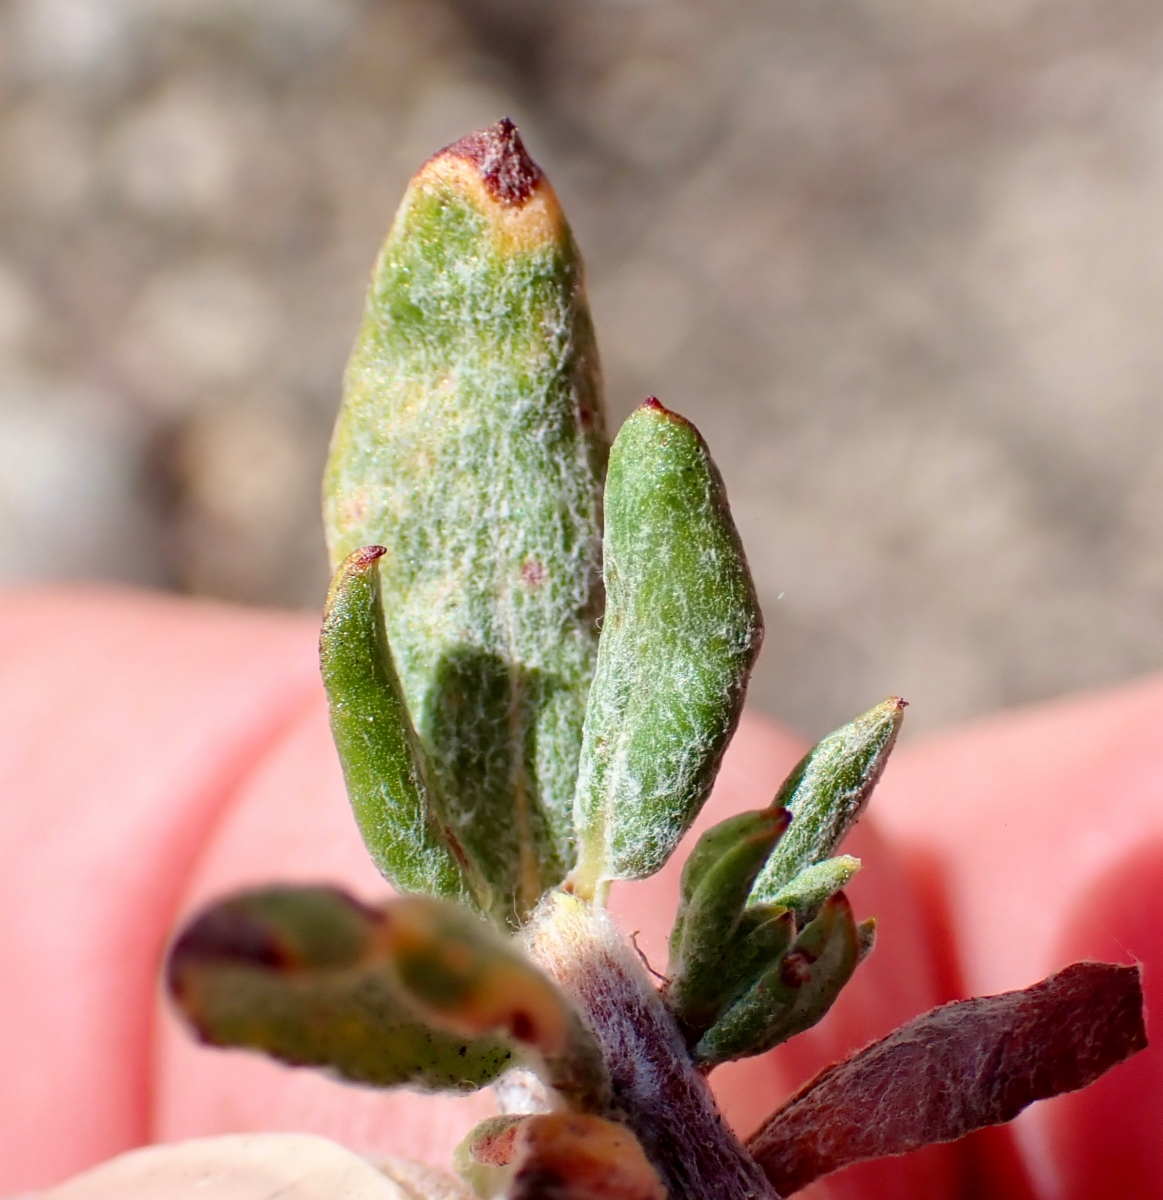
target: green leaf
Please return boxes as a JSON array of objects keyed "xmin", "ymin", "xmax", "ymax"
[
  {"xmin": 767, "ymin": 855, "xmax": 862, "ymax": 924},
  {"xmin": 750, "ymin": 698, "xmax": 905, "ymax": 904},
  {"xmin": 676, "ymin": 810, "xmax": 781, "ymax": 915},
  {"xmin": 166, "ymin": 886, "xmax": 513, "ymax": 1092},
  {"xmin": 380, "ymin": 896, "xmax": 610, "ymax": 1112},
  {"xmin": 694, "ymin": 893, "xmax": 864, "ymax": 1067},
  {"xmin": 572, "ymin": 398, "xmax": 764, "ymax": 892},
  {"xmin": 320, "ymin": 546, "xmax": 485, "ymax": 910},
  {"xmin": 717, "ymin": 906, "xmax": 798, "ymax": 1009},
  {"xmin": 666, "ymin": 807, "xmax": 790, "ymax": 1036},
  {"xmin": 668, "ymin": 810, "xmax": 781, "ymax": 957},
  {"xmin": 324, "ymin": 121, "xmax": 609, "ymax": 926}
]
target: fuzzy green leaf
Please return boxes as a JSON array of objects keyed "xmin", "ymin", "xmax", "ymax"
[
  {"xmin": 572, "ymin": 398, "xmax": 763, "ymax": 891},
  {"xmin": 380, "ymin": 895, "xmax": 610, "ymax": 1112},
  {"xmin": 324, "ymin": 121, "xmax": 608, "ymax": 926},
  {"xmin": 750, "ymin": 698, "xmax": 904, "ymax": 904},
  {"xmin": 768, "ymin": 855, "xmax": 863, "ymax": 924},
  {"xmin": 667, "ymin": 811, "xmax": 774, "ymax": 960},
  {"xmin": 166, "ymin": 886, "xmax": 513, "ymax": 1092},
  {"xmin": 676, "ymin": 810, "xmax": 780, "ymax": 915},
  {"xmin": 320, "ymin": 546, "xmax": 484, "ymax": 910},
  {"xmin": 717, "ymin": 906, "xmax": 798, "ymax": 1009},
  {"xmin": 694, "ymin": 893, "xmax": 864, "ymax": 1067},
  {"xmin": 666, "ymin": 808, "xmax": 790, "ymax": 1036}
]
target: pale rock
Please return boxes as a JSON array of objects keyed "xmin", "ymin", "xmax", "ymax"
[{"xmin": 43, "ymin": 1134, "xmax": 427, "ymax": 1200}]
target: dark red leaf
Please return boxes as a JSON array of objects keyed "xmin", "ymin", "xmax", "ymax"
[{"xmin": 747, "ymin": 961, "xmax": 1146, "ymax": 1196}]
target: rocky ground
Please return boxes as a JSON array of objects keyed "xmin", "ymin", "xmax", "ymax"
[{"xmin": 2, "ymin": 0, "xmax": 1163, "ymax": 738}]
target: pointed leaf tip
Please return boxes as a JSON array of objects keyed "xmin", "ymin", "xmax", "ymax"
[
  {"xmin": 639, "ymin": 394, "xmax": 698, "ymax": 430},
  {"xmin": 350, "ymin": 544, "xmax": 387, "ymax": 567},
  {"xmin": 766, "ymin": 854, "xmax": 863, "ymax": 925},
  {"xmin": 439, "ymin": 119, "xmax": 545, "ymax": 206}
]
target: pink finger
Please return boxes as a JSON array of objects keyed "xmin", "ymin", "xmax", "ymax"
[{"xmin": 0, "ymin": 589, "xmax": 321, "ymax": 1194}]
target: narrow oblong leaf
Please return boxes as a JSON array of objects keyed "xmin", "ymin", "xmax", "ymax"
[
  {"xmin": 747, "ymin": 961, "xmax": 1148, "ymax": 1196},
  {"xmin": 324, "ymin": 120, "xmax": 608, "ymax": 926},
  {"xmin": 669, "ymin": 807, "xmax": 789, "ymax": 957},
  {"xmin": 721, "ymin": 905, "xmax": 798, "ymax": 1000},
  {"xmin": 167, "ymin": 887, "xmax": 513, "ymax": 1093},
  {"xmin": 694, "ymin": 893, "xmax": 862, "ymax": 1067},
  {"xmin": 767, "ymin": 855, "xmax": 862, "ymax": 923},
  {"xmin": 675, "ymin": 810, "xmax": 784, "ymax": 919},
  {"xmin": 572, "ymin": 398, "xmax": 763, "ymax": 892},
  {"xmin": 666, "ymin": 808, "xmax": 790, "ymax": 1035},
  {"xmin": 321, "ymin": 546, "xmax": 485, "ymax": 910},
  {"xmin": 379, "ymin": 896, "xmax": 610, "ymax": 1112},
  {"xmin": 750, "ymin": 697, "xmax": 904, "ymax": 904}
]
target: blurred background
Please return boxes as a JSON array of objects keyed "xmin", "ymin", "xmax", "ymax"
[{"xmin": 1, "ymin": 0, "xmax": 1162, "ymax": 738}]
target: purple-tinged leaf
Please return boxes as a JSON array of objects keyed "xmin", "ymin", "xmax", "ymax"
[{"xmin": 748, "ymin": 961, "xmax": 1146, "ymax": 1195}]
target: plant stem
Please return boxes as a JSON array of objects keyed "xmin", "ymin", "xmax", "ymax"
[{"xmin": 526, "ymin": 894, "xmax": 781, "ymax": 1200}]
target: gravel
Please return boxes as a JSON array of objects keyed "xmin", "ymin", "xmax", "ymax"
[{"xmin": 3, "ymin": 0, "xmax": 1163, "ymax": 737}]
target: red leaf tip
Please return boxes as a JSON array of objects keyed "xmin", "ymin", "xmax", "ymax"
[
  {"xmin": 350, "ymin": 545, "xmax": 387, "ymax": 569},
  {"xmin": 640, "ymin": 395, "xmax": 693, "ymax": 425},
  {"xmin": 441, "ymin": 118, "xmax": 544, "ymax": 206}
]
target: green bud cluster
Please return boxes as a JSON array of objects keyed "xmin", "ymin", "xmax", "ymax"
[
  {"xmin": 319, "ymin": 121, "xmax": 763, "ymax": 923},
  {"xmin": 170, "ymin": 115, "xmax": 894, "ymax": 1124},
  {"xmin": 168, "ymin": 118, "xmax": 901, "ymax": 1184},
  {"xmin": 663, "ymin": 700, "xmax": 898, "ymax": 1065}
]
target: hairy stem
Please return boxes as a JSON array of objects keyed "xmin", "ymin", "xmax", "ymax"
[{"xmin": 526, "ymin": 894, "xmax": 780, "ymax": 1200}]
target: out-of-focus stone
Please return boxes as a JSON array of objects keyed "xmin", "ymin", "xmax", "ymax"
[
  {"xmin": 109, "ymin": 84, "xmax": 240, "ymax": 221},
  {"xmin": 0, "ymin": 377, "xmax": 163, "ymax": 586},
  {"xmin": 4, "ymin": 0, "xmax": 1163, "ymax": 737},
  {"xmin": 42, "ymin": 1134, "xmax": 415, "ymax": 1200},
  {"xmin": 118, "ymin": 261, "xmax": 277, "ymax": 408}
]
